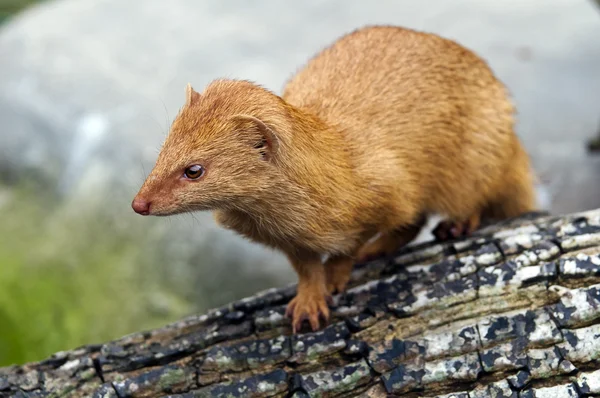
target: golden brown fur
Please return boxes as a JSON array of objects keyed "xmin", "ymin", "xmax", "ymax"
[{"xmin": 132, "ymin": 25, "xmax": 537, "ymax": 332}]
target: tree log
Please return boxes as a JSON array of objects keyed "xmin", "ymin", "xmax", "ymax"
[{"xmin": 3, "ymin": 209, "xmax": 600, "ymax": 397}]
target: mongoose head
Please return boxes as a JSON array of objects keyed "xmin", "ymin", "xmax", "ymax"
[{"xmin": 132, "ymin": 79, "xmax": 285, "ymax": 216}]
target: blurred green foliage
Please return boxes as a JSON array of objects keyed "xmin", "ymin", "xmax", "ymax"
[
  {"xmin": 0, "ymin": 185, "xmax": 191, "ymax": 366},
  {"xmin": 0, "ymin": 0, "xmax": 189, "ymax": 367},
  {"xmin": 0, "ymin": 0, "xmax": 43, "ymax": 24}
]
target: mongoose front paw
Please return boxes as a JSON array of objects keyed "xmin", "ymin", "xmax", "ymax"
[{"xmin": 285, "ymin": 286, "xmax": 332, "ymax": 333}]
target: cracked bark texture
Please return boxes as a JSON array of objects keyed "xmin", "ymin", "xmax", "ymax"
[{"xmin": 3, "ymin": 209, "xmax": 600, "ymax": 398}]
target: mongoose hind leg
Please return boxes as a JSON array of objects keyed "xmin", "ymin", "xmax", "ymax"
[
  {"xmin": 356, "ymin": 215, "xmax": 426, "ymax": 262},
  {"xmin": 482, "ymin": 181, "xmax": 537, "ymax": 221},
  {"xmin": 433, "ymin": 213, "xmax": 481, "ymax": 241},
  {"xmin": 284, "ymin": 250, "xmax": 332, "ymax": 333},
  {"xmin": 482, "ymin": 150, "xmax": 537, "ymax": 222}
]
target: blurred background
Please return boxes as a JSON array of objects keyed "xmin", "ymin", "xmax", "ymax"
[{"xmin": 0, "ymin": 0, "xmax": 599, "ymax": 367}]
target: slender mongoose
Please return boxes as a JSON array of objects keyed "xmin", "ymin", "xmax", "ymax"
[{"xmin": 132, "ymin": 25, "xmax": 537, "ymax": 332}]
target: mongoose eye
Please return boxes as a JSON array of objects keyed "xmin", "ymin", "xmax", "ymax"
[{"xmin": 184, "ymin": 165, "xmax": 205, "ymax": 179}]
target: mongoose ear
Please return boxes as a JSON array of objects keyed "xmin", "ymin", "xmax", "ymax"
[
  {"xmin": 185, "ymin": 83, "xmax": 201, "ymax": 106},
  {"xmin": 230, "ymin": 114, "xmax": 279, "ymax": 161}
]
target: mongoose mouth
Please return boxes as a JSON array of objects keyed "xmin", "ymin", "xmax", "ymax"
[{"xmin": 131, "ymin": 195, "xmax": 204, "ymax": 217}]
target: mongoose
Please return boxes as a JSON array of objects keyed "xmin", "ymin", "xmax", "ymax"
[{"xmin": 132, "ymin": 25, "xmax": 537, "ymax": 333}]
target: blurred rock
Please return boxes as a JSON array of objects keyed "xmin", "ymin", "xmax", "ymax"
[{"xmin": 0, "ymin": 0, "xmax": 599, "ymax": 306}]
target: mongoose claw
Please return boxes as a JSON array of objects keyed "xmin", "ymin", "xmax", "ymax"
[
  {"xmin": 433, "ymin": 215, "xmax": 481, "ymax": 241},
  {"xmin": 285, "ymin": 288, "xmax": 331, "ymax": 333}
]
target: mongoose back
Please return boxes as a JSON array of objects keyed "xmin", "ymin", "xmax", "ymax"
[{"xmin": 132, "ymin": 25, "xmax": 537, "ymax": 333}]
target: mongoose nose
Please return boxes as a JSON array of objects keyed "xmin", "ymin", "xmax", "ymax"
[{"xmin": 132, "ymin": 198, "xmax": 151, "ymax": 215}]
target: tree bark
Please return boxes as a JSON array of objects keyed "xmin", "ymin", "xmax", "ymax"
[{"xmin": 2, "ymin": 209, "xmax": 600, "ymax": 397}]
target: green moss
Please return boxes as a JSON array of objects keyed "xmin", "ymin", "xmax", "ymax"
[
  {"xmin": 158, "ymin": 368, "xmax": 186, "ymax": 391},
  {"xmin": 0, "ymin": 186, "xmax": 191, "ymax": 366}
]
